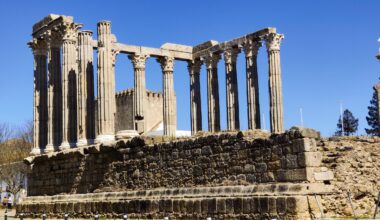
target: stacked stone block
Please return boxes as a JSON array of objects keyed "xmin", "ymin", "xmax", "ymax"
[{"xmin": 21, "ymin": 127, "xmax": 331, "ymax": 219}]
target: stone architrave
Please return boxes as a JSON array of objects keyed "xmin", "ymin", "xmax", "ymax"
[
  {"xmin": 188, "ymin": 59, "xmax": 202, "ymax": 135},
  {"xmin": 375, "ymin": 83, "xmax": 380, "ymax": 131},
  {"xmin": 29, "ymin": 39, "xmax": 48, "ymax": 155},
  {"xmin": 204, "ymin": 53, "xmax": 221, "ymax": 132},
  {"xmin": 157, "ymin": 56, "xmax": 176, "ymax": 136},
  {"xmin": 128, "ymin": 53, "xmax": 149, "ymax": 134},
  {"xmin": 45, "ymin": 30, "xmax": 62, "ymax": 152},
  {"xmin": 60, "ymin": 23, "xmax": 81, "ymax": 150},
  {"xmin": 77, "ymin": 31, "xmax": 95, "ymax": 146},
  {"xmin": 243, "ymin": 39, "xmax": 261, "ymax": 130},
  {"xmin": 264, "ymin": 33, "xmax": 284, "ymax": 133},
  {"xmin": 96, "ymin": 21, "xmax": 117, "ymax": 143},
  {"xmin": 224, "ymin": 47, "xmax": 240, "ymax": 131}
]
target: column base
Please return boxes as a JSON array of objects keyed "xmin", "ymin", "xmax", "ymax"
[
  {"xmin": 95, "ymin": 134, "xmax": 115, "ymax": 144},
  {"xmin": 59, "ymin": 142, "xmax": 76, "ymax": 151},
  {"xmin": 30, "ymin": 147, "xmax": 43, "ymax": 156},
  {"xmin": 116, "ymin": 130, "xmax": 139, "ymax": 140},
  {"xmin": 77, "ymin": 139, "xmax": 95, "ymax": 147},
  {"xmin": 45, "ymin": 144, "xmax": 55, "ymax": 153}
]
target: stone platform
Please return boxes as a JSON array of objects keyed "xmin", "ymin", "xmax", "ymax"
[
  {"xmin": 18, "ymin": 128, "xmax": 333, "ymax": 219},
  {"xmin": 19, "ymin": 183, "xmax": 331, "ymax": 219}
]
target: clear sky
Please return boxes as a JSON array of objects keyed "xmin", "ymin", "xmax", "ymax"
[{"xmin": 0, "ymin": 0, "xmax": 379, "ymax": 137}]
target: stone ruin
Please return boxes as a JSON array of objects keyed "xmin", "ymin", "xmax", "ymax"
[
  {"xmin": 18, "ymin": 14, "xmax": 380, "ymax": 219},
  {"xmin": 29, "ymin": 14, "xmax": 285, "ymax": 155}
]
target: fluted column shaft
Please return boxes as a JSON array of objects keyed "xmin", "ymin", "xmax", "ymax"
[
  {"xmin": 224, "ymin": 48, "xmax": 240, "ymax": 131},
  {"xmin": 188, "ymin": 60, "xmax": 202, "ymax": 135},
  {"xmin": 129, "ymin": 54, "xmax": 149, "ymax": 134},
  {"xmin": 265, "ymin": 33, "xmax": 284, "ymax": 133},
  {"xmin": 77, "ymin": 31, "xmax": 95, "ymax": 145},
  {"xmin": 30, "ymin": 40, "xmax": 48, "ymax": 155},
  {"xmin": 244, "ymin": 40, "xmax": 261, "ymax": 130},
  {"xmin": 158, "ymin": 57, "xmax": 176, "ymax": 136},
  {"xmin": 205, "ymin": 53, "xmax": 221, "ymax": 132},
  {"xmin": 46, "ymin": 32, "xmax": 62, "ymax": 152},
  {"xmin": 96, "ymin": 21, "xmax": 117, "ymax": 142},
  {"xmin": 61, "ymin": 36, "xmax": 78, "ymax": 149}
]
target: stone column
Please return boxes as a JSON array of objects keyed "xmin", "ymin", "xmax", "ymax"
[
  {"xmin": 188, "ymin": 59, "xmax": 202, "ymax": 135},
  {"xmin": 204, "ymin": 53, "xmax": 221, "ymax": 132},
  {"xmin": 60, "ymin": 24, "xmax": 80, "ymax": 150},
  {"xmin": 243, "ymin": 39, "xmax": 261, "ymax": 130},
  {"xmin": 157, "ymin": 56, "xmax": 176, "ymax": 136},
  {"xmin": 375, "ymin": 83, "xmax": 380, "ymax": 132},
  {"xmin": 224, "ymin": 47, "xmax": 240, "ymax": 131},
  {"xmin": 29, "ymin": 39, "xmax": 48, "ymax": 155},
  {"xmin": 264, "ymin": 33, "xmax": 284, "ymax": 133},
  {"xmin": 96, "ymin": 21, "xmax": 117, "ymax": 142},
  {"xmin": 129, "ymin": 53, "xmax": 149, "ymax": 134},
  {"xmin": 77, "ymin": 31, "xmax": 95, "ymax": 146},
  {"xmin": 46, "ymin": 31, "xmax": 62, "ymax": 152}
]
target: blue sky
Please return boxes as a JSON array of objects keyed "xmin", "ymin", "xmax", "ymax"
[{"xmin": 0, "ymin": 0, "xmax": 379, "ymax": 136}]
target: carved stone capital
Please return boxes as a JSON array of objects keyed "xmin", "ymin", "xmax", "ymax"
[
  {"xmin": 28, "ymin": 38, "xmax": 48, "ymax": 56},
  {"xmin": 128, "ymin": 54, "xmax": 149, "ymax": 69},
  {"xmin": 111, "ymin": 50, "xmax": 119, "ymax": 67},
  {"xmin": 61, "ymin": 22, "xmax": 81, "ymax": 42},
  {"xmin": 187, "ymin": 59, "xmax": 202, "ymax": 75},
  {"xmin": 224, "ymin": 47, "xmax": 240, "ymax": 64},
  {"xmin": 263, "ymin": 33, "xmax": 284, "ymax": 52},
  {"xmin": 204, "ymin": 53, "xmax": 221, "ymax": 70},
  {"xmin": 375, "ymin": 83, "xmax": 380, "ymax": 91},
  {"xmin": 45, "ymin": 30, "xmax": 63, "ymax": 48},
  {"xmin": 157, "ymin": 56, "xmax": 175, "ymax": 72},
  {"xmin": 243, "ymin": 39, "xmax": 261, "ymax": 58}
]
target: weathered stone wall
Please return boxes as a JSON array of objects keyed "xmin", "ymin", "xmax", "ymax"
[
  {"xmin": 19, "ymin": 127, "xmax": 332, "ymax": 219},
  {"xmin": 319, "ymin": 136, "xmax": 380, "ymax": 218},
  {"xmin": 110, "ymin": 89, "xmax": 163, "ymax": 133},
  {"xmin": 26, "ymin": 128, "xmax": 327, "ymax": 196}
]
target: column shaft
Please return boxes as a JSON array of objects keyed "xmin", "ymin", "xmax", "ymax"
[
  {"xmin": 205, "ymin": 53, "xmax": 221, "ymax": 132},
  {"xmin": 46, "ymin": 33, "xmax": 62, "ymax": 152},
  {"xmin": 77, "ymin": 31, "xmax": 95, "ymax": 145},
  {"xmin": 129, "ymin": 54, "xmax": 148, "ymax": 134},
  {"xmin": 96, "ymin": 21, "xmax": 117, "ymax": 142},
  {"xmin": 30, "ymin": 40, "xmax": 48, "ymax": 155},
  {"xmin": 265, "ymin": 33, "xmax": 284, "ymax": 133},
  {"xmin": 61, "ymin": 38, "xmax": 78, "ymax": 149},
  {"xmin": 244, "ymin": 40, "xmax": 261, "ymax": 130},
  {"xmin": 224, "ymin": 48, "xmax": 240, "ymax": 131},
  {"xmin": 188, "ymin": 60, "xmax": 202, "ymax": 135},
  {"xmin": 158, "ymin": 57, "xmax": 176, "ymax": 136}
]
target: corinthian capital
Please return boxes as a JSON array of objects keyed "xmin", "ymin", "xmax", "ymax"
[
  {"xmin": 128, "ymin": 54, "xmax": 149, "ymax": 69},
  {"xmin": 28, "ymin": 38, "xmax": 48, "ymax": 56},
  {"xmin": 243, "ymin": 39, "xmax": 261, "ymax": 58},
  {"xmin": 375, "ymin": 83, "xmax": 380, "ymax": 91},
  {"xmin": 263, "ymin": 33, "xmax": 284, "ymax": 52},
  {"xmin": 187, "ymin": 59, "xmax": 202, "ymax": 75},
  {"xmin": 203, "ymin": 53, "xmax": 221, "ymax": 70},
  {"xmin": 157, "ymin": 56, "xmax": 175, "ymax": 72},
  {"xmin": 224, "ymin": 47, "xmax": 240, "ymax": 64},
  {"xmin": 111, "ymin": 49, "xmax": 119, "ymax": 67},
  {"xmin": 45, "ymin": 30, "xmax": 63, "ymax": 48},
  {"xmin": 61, "ymin": 22, "xmax": 82, "ymax": 42}
]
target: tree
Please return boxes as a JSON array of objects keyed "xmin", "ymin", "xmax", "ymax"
[
  {"xmin": 0, "ymin": 121, "xmax": 32, "ymax": 205},
  {"xmin": 335, "ymin": 109, "xmax": 359, "ymax": 136},
  {"xmin": 0, "ymin": 162, "xmax": 29, "ymax": 204},
  {"xmin": 366, "ymin": 85, "xmax": 380, "ymax": 136}
]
